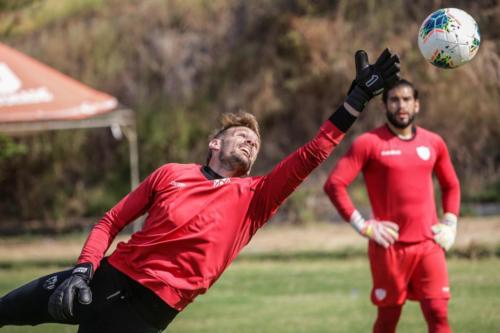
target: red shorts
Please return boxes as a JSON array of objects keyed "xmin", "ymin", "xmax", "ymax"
[{"xmin": 368, "ymin": 239, "xmax": 450, "ymax": 307}]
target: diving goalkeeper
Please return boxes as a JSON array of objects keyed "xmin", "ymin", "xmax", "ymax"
[{"xmin": 0, "ymin": 49, "xmax": 400, "ymax": 333}]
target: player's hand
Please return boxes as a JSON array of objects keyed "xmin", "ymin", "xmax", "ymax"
[
  {"xmin": 361, "ymin": 219, "xmax": 400, "ymax": 248},
  {"xmin": 48, "ymin": 263, "xmax": 93, "ymax": 322},
  {"xmin": 350, "ymin": 210, "xmax": 399, "ymax": 248},
  {"xmin": 346, "ymin": 48, "xmax": 400, "ymax": 111},
  {"xmin": 432, "ymin": 213, "xmax": 457, "ymax": 251}
]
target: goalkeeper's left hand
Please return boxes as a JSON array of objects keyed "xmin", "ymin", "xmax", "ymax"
[
  {"xmin": 432, "ymin": 213, "xmax": 458, "ymax": 251},
  {"xmin": 345, "ymin": 48, "xmax": 400, "ymax": 112},
  {"xmin": 48, "ymin": 263, "xmax": 93, "ymax": 322}
]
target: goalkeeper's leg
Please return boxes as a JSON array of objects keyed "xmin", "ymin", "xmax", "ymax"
[
  {"xmin": 0, "ymin": 269, "xmax": 73, "ymax": 326},
  {"xmin": 420, "ymin": 299, "xmax": 451, "ymax": 333},
  {"xmin": 76, "ymin": 258, "xmax": 179, "ymax": 333},
  {"xmin": 373, "ymin": 305, "xmax": 403, "ymax": 333}
]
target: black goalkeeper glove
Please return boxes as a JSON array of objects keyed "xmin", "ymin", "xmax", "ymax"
[
  {"xmin": 48, "ymin": 263, "xmax": 93, "ymax": 322},
  {"xmin": 346, "ymin": 48, "xmax": 400, "ymax": 112}
]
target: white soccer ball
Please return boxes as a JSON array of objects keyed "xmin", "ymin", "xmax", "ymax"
[{"xmin": 418, "ymin": 8, "xmax": 480, "ymax": 69}]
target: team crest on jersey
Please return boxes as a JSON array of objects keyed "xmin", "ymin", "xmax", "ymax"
[
  {"xmin": 213, "ymin": 178, "xmax": 231, "ymax": 188},
  {"xmin": 416, "ymin": 146, "xmax": 431, "ymax": 160},
  {"xmin": 374, "ymin": 288, "xmax": 387, "ymax": 300}
]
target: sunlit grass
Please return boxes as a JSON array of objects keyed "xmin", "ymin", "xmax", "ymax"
[{"xmin": 1, "ymin": 258, "xmax": 499, "ymax": 332}]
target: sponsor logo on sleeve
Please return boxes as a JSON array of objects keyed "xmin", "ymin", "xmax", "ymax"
[{"xmin": 170, "ymin": 180, "xmax": 186, "ymax": 188}]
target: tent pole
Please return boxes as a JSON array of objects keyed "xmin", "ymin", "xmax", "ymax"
[
  {"xmin": 123, "ymin": 125, "xmax": 139, "ymax": 191},
  {"xmin": 123, "ymin": 123, "xmax": 143, "ymax": 231}
]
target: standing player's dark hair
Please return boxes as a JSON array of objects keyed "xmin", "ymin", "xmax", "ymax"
[{"xmin": 382, "ymin": 79, "xmax": 419, "ymax": 103}]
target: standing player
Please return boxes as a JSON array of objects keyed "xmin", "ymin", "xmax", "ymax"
[
  {"xmin": 0, "ymin": 49, "xmax": 400, "ymax": 332},
  {"xmin": 324, "ymin": 79, "xmax": 460, "ymax": 333}
]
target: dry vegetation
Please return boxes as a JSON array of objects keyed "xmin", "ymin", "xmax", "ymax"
[{"xmin": 0, "ymin": 0, "xmax": 499, "ymax": 229}]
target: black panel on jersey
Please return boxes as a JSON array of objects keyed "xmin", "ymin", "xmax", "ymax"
[{"xmin": 201, "ymin": 166, "xmax": 224, "ymax": 180}]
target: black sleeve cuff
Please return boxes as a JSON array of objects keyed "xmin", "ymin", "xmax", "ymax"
[
  {"xmin": 328, "ymin": 104, "xmax": 357, "ymax": 132},
  {"xmin": 73, "ymin": 263, "xmax": 93, "ymax": 281}
]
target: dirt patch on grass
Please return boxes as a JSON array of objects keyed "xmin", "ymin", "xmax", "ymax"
[
  {"xmin": 245, "ymin": 216, "xmax": 500, "ymax": 254},
  {"xmin": 0, "ymin": 216, "xmax": 499, "ymax": 262},
  {"xmin": 0, "ymin": 235, "xmax": 129, "ymax": 262}
]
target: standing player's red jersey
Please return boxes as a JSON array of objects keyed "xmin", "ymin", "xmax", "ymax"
[
  {"xmin": 77, "ymin": 120, "xmax": 345, "ymax": 311},
  {"xmin": 324, "ymin": 125, "xmax": 460, "ymax": 243}
]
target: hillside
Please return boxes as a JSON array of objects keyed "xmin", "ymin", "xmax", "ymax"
[{"xmin": 0, "ymin": 0, "xmax": 499, "ymax": 229}]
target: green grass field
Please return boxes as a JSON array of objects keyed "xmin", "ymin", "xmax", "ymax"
[{"xmin": 1, "ymin": 257, "xmax": 499, "ymax": 333}]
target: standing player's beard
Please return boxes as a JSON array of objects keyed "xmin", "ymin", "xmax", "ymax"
[{"xmin": 386, "ymin": 110, "xmax": 416, "ymax": 129}]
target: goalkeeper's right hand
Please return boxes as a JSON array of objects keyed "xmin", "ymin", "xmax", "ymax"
[{"xmin": 349, "ymin": 210, "xmax": 399, "ymax": 248}]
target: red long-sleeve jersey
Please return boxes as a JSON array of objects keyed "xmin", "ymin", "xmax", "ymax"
[
  {"xmin": 324, "ymin": 125, "xmax": 460, "ymax": 243},
  {"xmin": 78, "ymin": 120, "xmax": 345, "ymax": 310}
]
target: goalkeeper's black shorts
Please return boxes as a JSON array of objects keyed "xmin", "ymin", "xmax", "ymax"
[{"xmin": 0, "ymin": 258, "xmax": 179, "ymax": 332}]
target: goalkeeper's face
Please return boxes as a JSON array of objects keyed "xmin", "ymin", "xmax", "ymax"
[
  {"xmin": 384, "ymin": 85, "xmax": 419, "ymax": 129},
  {"xmin": 215, "ymin": 126, "xmax": 260, "ymax": 176}
]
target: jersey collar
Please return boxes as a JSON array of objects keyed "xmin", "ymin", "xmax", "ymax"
[
  {"xmin": 201, "ymin": 166, "xmax": 224, "ymax": 180},
  {"xmin": 385, "ymin": 124, "xmax": 417, "ymax": 141}
]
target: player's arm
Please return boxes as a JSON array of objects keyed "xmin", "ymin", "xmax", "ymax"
[
  {"xmin": 77, "ymin": 165, "xmax": 170, "ymax": 269},
  {"xmin": 250, "ymin": 49, "xmax": 400, "ymax": 227},
  {"xmin": 48, "ymin": 165, "xmax": 169, "ymax": 321},
  {"xmin": 432, "ymin": 139, "xmax": 461, "ymax": 251},
  {"xmin": 323, "ymin": 140, "xmax": 399, "ymax": 248}
]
